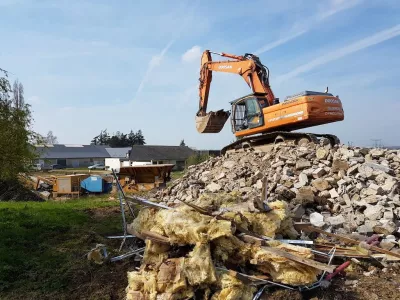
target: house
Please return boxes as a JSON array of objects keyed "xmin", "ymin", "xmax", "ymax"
[
  {"xmin": 104, "ymin": 147, "xmax": 131, "ymax": 159},
  {"xmin": 128, "ymin": 145, "xmax": 196, "ymax": 170},
  {"xmin": 35, "ymin": 144, "xmax": 110, "ymax": 168}
]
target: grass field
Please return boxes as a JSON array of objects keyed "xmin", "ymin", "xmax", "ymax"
[
  {"xmin": 0, "ymin": 170, "xmax": 186, "ymax": 299},
  {"xmin": 0, "ymin": 197, "xmax": 139, "ymax": 300}
]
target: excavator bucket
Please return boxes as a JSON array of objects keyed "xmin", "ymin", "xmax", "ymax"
[{"xmin": 196, "ymin": 110, "xmax": 230, "ymax": 133}]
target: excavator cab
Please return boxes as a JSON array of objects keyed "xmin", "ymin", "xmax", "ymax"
[{"xmin": 231, "ymin": 93, "xmax": 265, "ymax": 133}]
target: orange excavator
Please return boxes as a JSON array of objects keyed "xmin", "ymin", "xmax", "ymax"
[{"xmin": 196, "ymin": 50, "xmax": 344, "ymax": 153}]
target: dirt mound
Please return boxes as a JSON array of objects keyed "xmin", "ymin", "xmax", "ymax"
[{"xmin": 0, "ymin": 180, "xmax": 43, "ymax": 201}]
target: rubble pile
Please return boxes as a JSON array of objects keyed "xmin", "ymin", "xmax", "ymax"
[
  {"xmin": 125, "ymin": 142, "xmax": 400, "ymax": 299},
  {"xmin": 0, "ymin": 179, "xmax": 43, "ymax": 201},
  {"xmin": 155, "ymin": 143, "xmax": 400, "ymax": 236}
]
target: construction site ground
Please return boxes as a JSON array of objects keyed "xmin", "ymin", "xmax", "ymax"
[{"xmin": 1, "ymin": 196, "xmax": 399, "ymax": 299}]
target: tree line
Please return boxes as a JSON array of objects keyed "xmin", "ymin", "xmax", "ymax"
[{"xmin": 91, "ymin": 129, "xmax": 146, "ymax": 147}]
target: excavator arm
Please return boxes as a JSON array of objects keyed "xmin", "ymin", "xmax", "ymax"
[{"xmin": 196, "ymin": 50, "xmax": 276, "ymax": 133}]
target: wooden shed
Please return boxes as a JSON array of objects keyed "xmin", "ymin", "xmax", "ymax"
[
  {"xmin": 117, "ymin": 164, "xmax": 174, "ymax": 193},
  {"xmin": 53, "ymin": 174, "xmax": 90, "ymax": 197}
]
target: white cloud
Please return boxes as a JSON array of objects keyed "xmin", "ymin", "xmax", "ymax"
[
  {"xmin": 277, "ymin": 24, "xmax": 400, "ymax": 83},
  {"xmin": 255, "ymin": 0, "xmax": 363, "ymax": 55},
  {"xmin": 182, "ymin": 46, "xmax": 202, "ymax": 63}
]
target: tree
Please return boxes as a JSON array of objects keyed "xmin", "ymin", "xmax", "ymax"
[
  {"xmin": 0, "ymin": 69, "xmax": 40, "ymax": 180},
  {"xmin": 128, "ymin": 130, "xmax": 136, "ymax": 145},
  {"xmin": 135, "ymin": 129, "xmax": 145, "ymax": 145},
  {"xmin": 12, "ymin": 79, "xmax": 24, "ymax": 109},
  {"xmin": 90, "ymin": 129, "xmax": 146, "ymax": 147},
  {"xmin": 180, "ymin": 139, "xmax": 186, "ymax": 146},
  {"xmin": 44, "ymin": 131, "xmax": 58, "ymax": 144},
  {"xmin": 0, "ymin": 68, "xmax": 11, "ymax": 103}
]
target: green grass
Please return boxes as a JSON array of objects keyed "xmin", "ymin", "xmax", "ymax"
[
  {"xmin": 171, "ymin": 170, "xmax": 185, "ymax": 181},
  {"xmin": 0, "ymin": 198, "xmax": 137, "ymax": 300}
]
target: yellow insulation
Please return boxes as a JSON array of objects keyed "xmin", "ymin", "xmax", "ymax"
[
  {"xmin": 250, "ymin": 243, "xmax": 321, "ymax": 285},
  {"xmin": 184, "ymin": 243, "xmax": 217, "ymax": 286},
  {"xmin": 128, "ymin": 206, "xmax": 233, "ymax": 245},
  {"xmin": 126, "ymin": 194, "xmax": 322, "ymax": 299},
  {"xmin": 210, "ymin": 273, "xmax": 257, "ymax": 300}
]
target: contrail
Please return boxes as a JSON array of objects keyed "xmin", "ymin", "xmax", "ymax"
[
  {"xmin": 254, "ymin": 30, "xmax": 307, "ymax": 55},
  {"xmin": 132, "ymin": 1, "xmax": 199, "ymax": 102},
  {"xmin": 133, "ymin": 39, "xmax": 175, "ymax": 101},
  {"xmin": 276, "ymin": 24, "xmax": 400, "ymax": 83},
  {"xmin": 254, "ymin": 0, "xmax": 362, "ymax": 55}
]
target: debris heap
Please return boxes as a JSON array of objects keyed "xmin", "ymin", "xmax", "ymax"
[
  {"xmin": 126, "ymin": 195, "xmax": 332, "ymax": 299},
  {"xmin": 0, "ymin": 179, "xmax": 43, "ymax": 201},
  {"xmin": 125, "ymin": 142, "xmax": 400, "ymax": 298},
  {"xmin": 154, "ymin": 143, "xmax": 400, "ymax": 236}
]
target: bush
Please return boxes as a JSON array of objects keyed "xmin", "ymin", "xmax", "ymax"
[{"xmin": 186, "ymin": 153, "xmax": 210, "ymax": 167}]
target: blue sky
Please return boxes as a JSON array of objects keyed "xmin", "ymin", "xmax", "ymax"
[{"xmin": 1, "ymin": 0, "xmax": 400, "ymax": 149}]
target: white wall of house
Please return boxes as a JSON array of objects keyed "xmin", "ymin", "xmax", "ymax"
[
  {"xmin": 149, "ymin": 160, "xmax": 185, "ymax": 170},
  {"xmin": 105, "ymin": 158, "xmax": 122, "ymax": 172}
]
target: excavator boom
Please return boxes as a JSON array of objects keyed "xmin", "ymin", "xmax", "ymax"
[{"xmin": 196, "ymin": 50, "xmax": 276, "ymax": 133}]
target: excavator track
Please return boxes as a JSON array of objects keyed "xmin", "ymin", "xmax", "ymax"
[{"xmin": 221, "ymin": 132, "xmax": 340, "ymax": 155}]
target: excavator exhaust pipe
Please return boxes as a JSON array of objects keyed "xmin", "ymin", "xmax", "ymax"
[{"xmin": 196, "ymin": 110, "xmax": 230, "ymax": 133}]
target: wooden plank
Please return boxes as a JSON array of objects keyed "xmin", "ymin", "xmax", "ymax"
[
  {"xmin": 260, "ymin": 246, "xmax": 336, "ymax": 273},
  {"xmin": 299, "ymin": 224, "xmax": 400, "ymax": 259},
  {"xmin": 140, "ymin": 230, "xmax": 170, "ymax": 244}
]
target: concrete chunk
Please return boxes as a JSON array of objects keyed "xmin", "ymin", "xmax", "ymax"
[
  {"xmin": 296, "ymin": 160, "xmax": 312, "ymax": 170},
  {"xmin": 292, "ymin": 204, "xmax": 305, "ymax": 219},
  {"xmin": 299, "ymin": 173, "xmax": 309, "ymax": 186},
  {"xmin": 206, "ymin": 182, "xmax": 221, "ymax": 192},
  {"xmin": 313, "ymin": 168, "xmax": 326, "ymax": 178},
  {"xmin": 332, "ymin": 159, "xmax": 349, "ymax": 172},
  {"xmin": 364, "ymin": 162, "xmax": 393, "ymax": 174},
  {"xmin": 364, "ymin": 195, "xmax": 378, "ymax": 204},
  {"xmin": 312, "ymin": 179, "xmax": 330, "ymax": 192},
  {"xmin": 295, "ymin": 186, "xmax": 315, "ymax": 204},
  {"xmin": 364, "ymin": 205, "xmax": 384, "ymax": 220},
  {"xmin": 255, "ymin": 179, "xmax": 263, "ymax": 190},
  {"xmin": 310, "ymin": 212, "xmax": 325, "ymax": 227},
  {"xmin": 383, "ymin": 210, "xmax": 394, "ymax": 220},
  {"xmin": 347, "ymin": 164, "xmax": 359, "ymax": 176},
  {"xmin": 373, "ymin": 221, "xmax": 396, "ymax": 235},
  {"xmin": 343, "ymin": 194, "xmax": 352, "ymax": 206},
  {"xmin": 326, "ymin": 215, "xmax": 345, "ymax": 226},
  {"xmin": 223, "ymin": 160, "xmax": 236, "ymax": 169},
  {"xmin": 370, "ymin": 149, "xmax": 385, "ymax": 158},
  {"xmin": 329, "ymin": 188, "xmax": 339, "ymax": 198},
  {"xmin": 383, "ymin": 179, "xmax": 397, "ymax": 192},
  {"xmin": 357, "ymin": 224, "xmax": 373, "ymax": 234}
]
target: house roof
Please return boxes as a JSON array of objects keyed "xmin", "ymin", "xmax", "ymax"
[
  {"xmin": 105, "ymin": 147, "xmax": 131, "ymax": 158},
  {"xmin": 129, "ymin": 145, "xmax": 196, "ymax": 161},
  {"xmin": 35, "ymin": 144, "xmax": 110, "ymax": 159}
]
